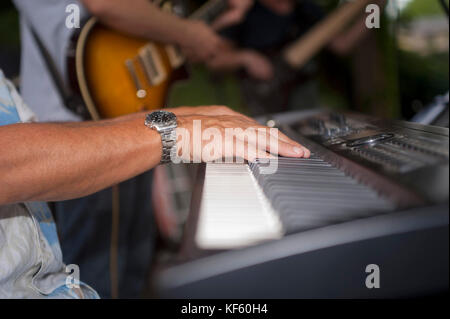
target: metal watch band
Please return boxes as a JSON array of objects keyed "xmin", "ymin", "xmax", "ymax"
[{"xmin": 160, "ymin": 128, "xmax": 177, "ymax": 164}]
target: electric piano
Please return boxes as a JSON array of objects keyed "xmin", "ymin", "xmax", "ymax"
[{"xmin": 157, "ymin": 110, "xmax": 449, "ymax": 298}]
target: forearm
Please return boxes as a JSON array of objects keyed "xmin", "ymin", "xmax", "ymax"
[
  {"xmin": 81, "ymin": 0, "xmax": 190, "ymax": 46},
  {"xmin": 207, "ymin": 50, "xmax": 248, "ymax": 72},
  {"xmin": 0, "ymin": 112, "xmax": 160, "ymax": 204},
  {"xmin": 329, "ymin": 0, "xmax": 387, "ymax": 55},
  {"xmin": 210, "ymin": 0, "xmax": 254, "ymax": 31},
  {"xmin": 207, "ymin": 49, "xmax": 274, "ymax": 81}
]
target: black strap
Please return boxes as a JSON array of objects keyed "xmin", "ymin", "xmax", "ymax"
[{"xmin": 28, "ymin": 22, "xmax": 89, "ymax": 119}]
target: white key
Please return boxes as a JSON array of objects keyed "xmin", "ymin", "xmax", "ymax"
[{"xmin": 195, "ymin": 163, "xmax": 283, "ymax": 249}]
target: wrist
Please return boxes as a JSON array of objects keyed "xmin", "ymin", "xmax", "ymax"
[
  {"xmin": 174, "ymin": 20, "xmax": 197, "ymax": 48},
  {"xmin": 239, "ymin": 51, "xmax": 253, "ymax": 68},
  {"xmin": 156, "ymin": 15, "xmax": 191, "ymax": 47},
  {"xmin": 145, "ymin": 111, "xmax": 178, "ymax": 164}
]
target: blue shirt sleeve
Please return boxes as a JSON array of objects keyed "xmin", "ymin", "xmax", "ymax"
[{"xmin": 0, "ymin": 70, "xmax": 21, "ymax": 125}]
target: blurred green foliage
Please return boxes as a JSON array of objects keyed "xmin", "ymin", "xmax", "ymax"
[
  {"xmin": 398, "ymin": 50, "xmax": 449, "ymax": 118},
  {"xmin": 401, "ymin": 0, "xmax": 448, "ymax": 20},
  {"xmin": 397, "ymin": 0, "xmax": 449, "ymax": 118},
  {"xmin": 0, "ymin": 2, "xmax": 20, "ymax": 47},
  {"xmin": 168, "ymin": 65, "xmax": 246, "ymax": 113},
  {"xmin": 377, "ymin": 9, "xmax": 401, "ymax": 119}
]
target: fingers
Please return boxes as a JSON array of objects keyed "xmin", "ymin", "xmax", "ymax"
[
  {"xmin": 177, "ymin": 110, "xmax": 311, "ymax": 162},
  {"xmin": 268, "ymin": 131, "xmax": 311, "ymax": 159},
  {"xmin": 234, "ymin": 135, "xmax": 303, "ymax": 162},
  {"xmin": 274, "ymin": 131, "xmax": 311, "ymax": 158},
  {"xmin": 209, "ymin": 110, "xmax": 311, "ymax": 158},
  {"xmin": 276, "ymin": 139, "xmax": 306, "ymax": 157},
  {"xmin": 302, "ymin": 146, "xmax": 311, "ymax": 158},
  {"xmin": 211, "ymin": 0, "xmax": 253, "ymax": 30},
  {"xmin": 232, "ymin": 139, "xmax": 274, "ymax": 163},
  {"xmin": 182, "ymin": 23, "xmax": 225, "ymax": 63},
  {"xmin": 240, "ymin": 122, "xmax": 310, "ymax": 158},
  {"xmin": 237, "ymin": 142, "xmax": 274, "ymax": 163},
  {"xmin": 232, "ymin": 125, "xmax": 307, "ymax": 158}
]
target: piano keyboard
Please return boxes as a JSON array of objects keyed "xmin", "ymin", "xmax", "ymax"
[
  {"xmin": 159, "ymin": 110, "xmax": 448, "ymax": 298},
  {"xmin": 196, "ymin": 155, "xmax": 395, "ymax": 249},
  {"xmin": 195, "ymin": 163, "xmax": 283, "ymax": 249}
]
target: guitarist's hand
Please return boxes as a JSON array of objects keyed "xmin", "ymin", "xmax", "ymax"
[
  {"xmin": 180, "ymin": 21, "xmax": 227, "ymax": 63},
  {"xmin": 205, "ymin": 48, "xmax": 274, "ymax": 81},
  {"xmin": 241, "ymin": 51, "xmax": 274, "ymax": 81},
  {"xmin": 211, "ymin": 0, "xmax": 254, "ymax": 31},
  {"xmin": 173, "ymin": 106, "xmax": 310, "ymax": 162}
]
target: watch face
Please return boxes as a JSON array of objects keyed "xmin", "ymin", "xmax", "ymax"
[{"xmin": 146, "ymin": 111, "xmax": 177, "ymax": 130}]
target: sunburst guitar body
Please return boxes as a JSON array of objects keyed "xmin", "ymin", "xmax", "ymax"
[{"xmin": 76, "ymin": 18, "xmax": 185, "ymax": 119}]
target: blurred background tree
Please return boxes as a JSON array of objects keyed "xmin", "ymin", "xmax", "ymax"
[
  {"xmin": 396, "ymin": 0, "xmax": 449, "ymax": 119},
  {"xmin": 0, "ymin": 1, "xmax": 20, "ymax": 82}
]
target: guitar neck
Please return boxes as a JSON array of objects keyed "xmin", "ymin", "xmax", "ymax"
[
  {"xmin": 189, "ymin": 0, "xmax": 228, "ymax": 23},
  {"xmin": 283, "ymin": 0, "xmax": 372, "ymax": 69}
]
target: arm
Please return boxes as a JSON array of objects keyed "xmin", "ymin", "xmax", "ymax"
[
  {"xmin": 80, "ymin": 0, "xmax": 223, "ymax": 61},
  {"xmin": 0, "ymin": 106, "xmax": 308, "ymax": 205},
  {"xmin": 0, "ymin": 112, "xmax": 160, "ymax": 204},
  {"xmin": 207, "ymin": 49, "xmax": 274, "ymax": 81},
  {"xmin": 328, "ymin": 0, "xmax": 387, "ymax": 56},
  {"xmin": 211, "ymin": 0, "xmax": 254, "ymax": 31}
]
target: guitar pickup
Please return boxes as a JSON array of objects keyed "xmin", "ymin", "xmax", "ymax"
[
  {"xmin": 125, "ymin": 59, "xmax": 147, "ymax": 99},
  {"xmin": 165, "ymin": 45, "xmax": 185, "ymax": 69},
  {"xmin": 138, "ymin": 44, "xmax": 167, "ymax": 86}
]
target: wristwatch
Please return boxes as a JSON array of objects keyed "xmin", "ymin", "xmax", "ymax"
[{"xmin": 145, "ymin": 111, "xmax": 178, "ymax": 164}]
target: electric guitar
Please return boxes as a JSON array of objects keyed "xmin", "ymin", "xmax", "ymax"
[
  {"xmin": 74, "ymin": 0, "xmax": 227, "ymax": 120},
  {"xmin": 242, "ymin": 0, "xmax": 373, "ymax": 115}
]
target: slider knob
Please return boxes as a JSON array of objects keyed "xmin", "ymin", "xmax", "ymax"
[{"xmin": 330, "ymin": 113, "xmax": 348, "ymax": 129}]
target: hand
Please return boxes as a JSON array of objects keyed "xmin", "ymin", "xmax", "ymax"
[
  {"xmin": 179, "ymin": 21, "xmax": 226, "ymax": 63},
  {"xmin": 211, "ymin": 0, "xmax": 254, "ymax": 30},
  {"xmin": 173, "ymin": 106, "xmax": 310, "ymax": 162},
  {"xmin": 241, "ymin": 51, "xmax": 274, "ymax": 81},
  {"xmin": 259, "ymin": 0, "xmax": 295, "ymax": 15}
]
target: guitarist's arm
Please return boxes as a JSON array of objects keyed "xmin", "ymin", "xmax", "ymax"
[
  {"xmin": 210, "ymin": 0, "xmax": 254, "ymax": 31},
  {"xmin": 328, "ymin": 0, "xmax": 387, "ymax": 56},
  {"xmin": 207, "ymin": 47, "xmax": 274, "ymax": 81},
  {"xmin": 81, "ymin": 0, "xmax": 225, "ymax": 61}
]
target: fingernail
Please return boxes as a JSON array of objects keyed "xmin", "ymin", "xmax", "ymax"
[{"xmin": 293, "ymin": 147, "xmax": 303, "ymax": 155}]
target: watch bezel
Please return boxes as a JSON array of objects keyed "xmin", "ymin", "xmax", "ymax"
[{"xmin": 145, "ymin": 111, "xmax": 177, "ymax": 132}]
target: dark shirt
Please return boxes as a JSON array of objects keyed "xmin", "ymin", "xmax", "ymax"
[{"xmin": 221, "ymin": 0, "xmax": 324, "ymax": 53}]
